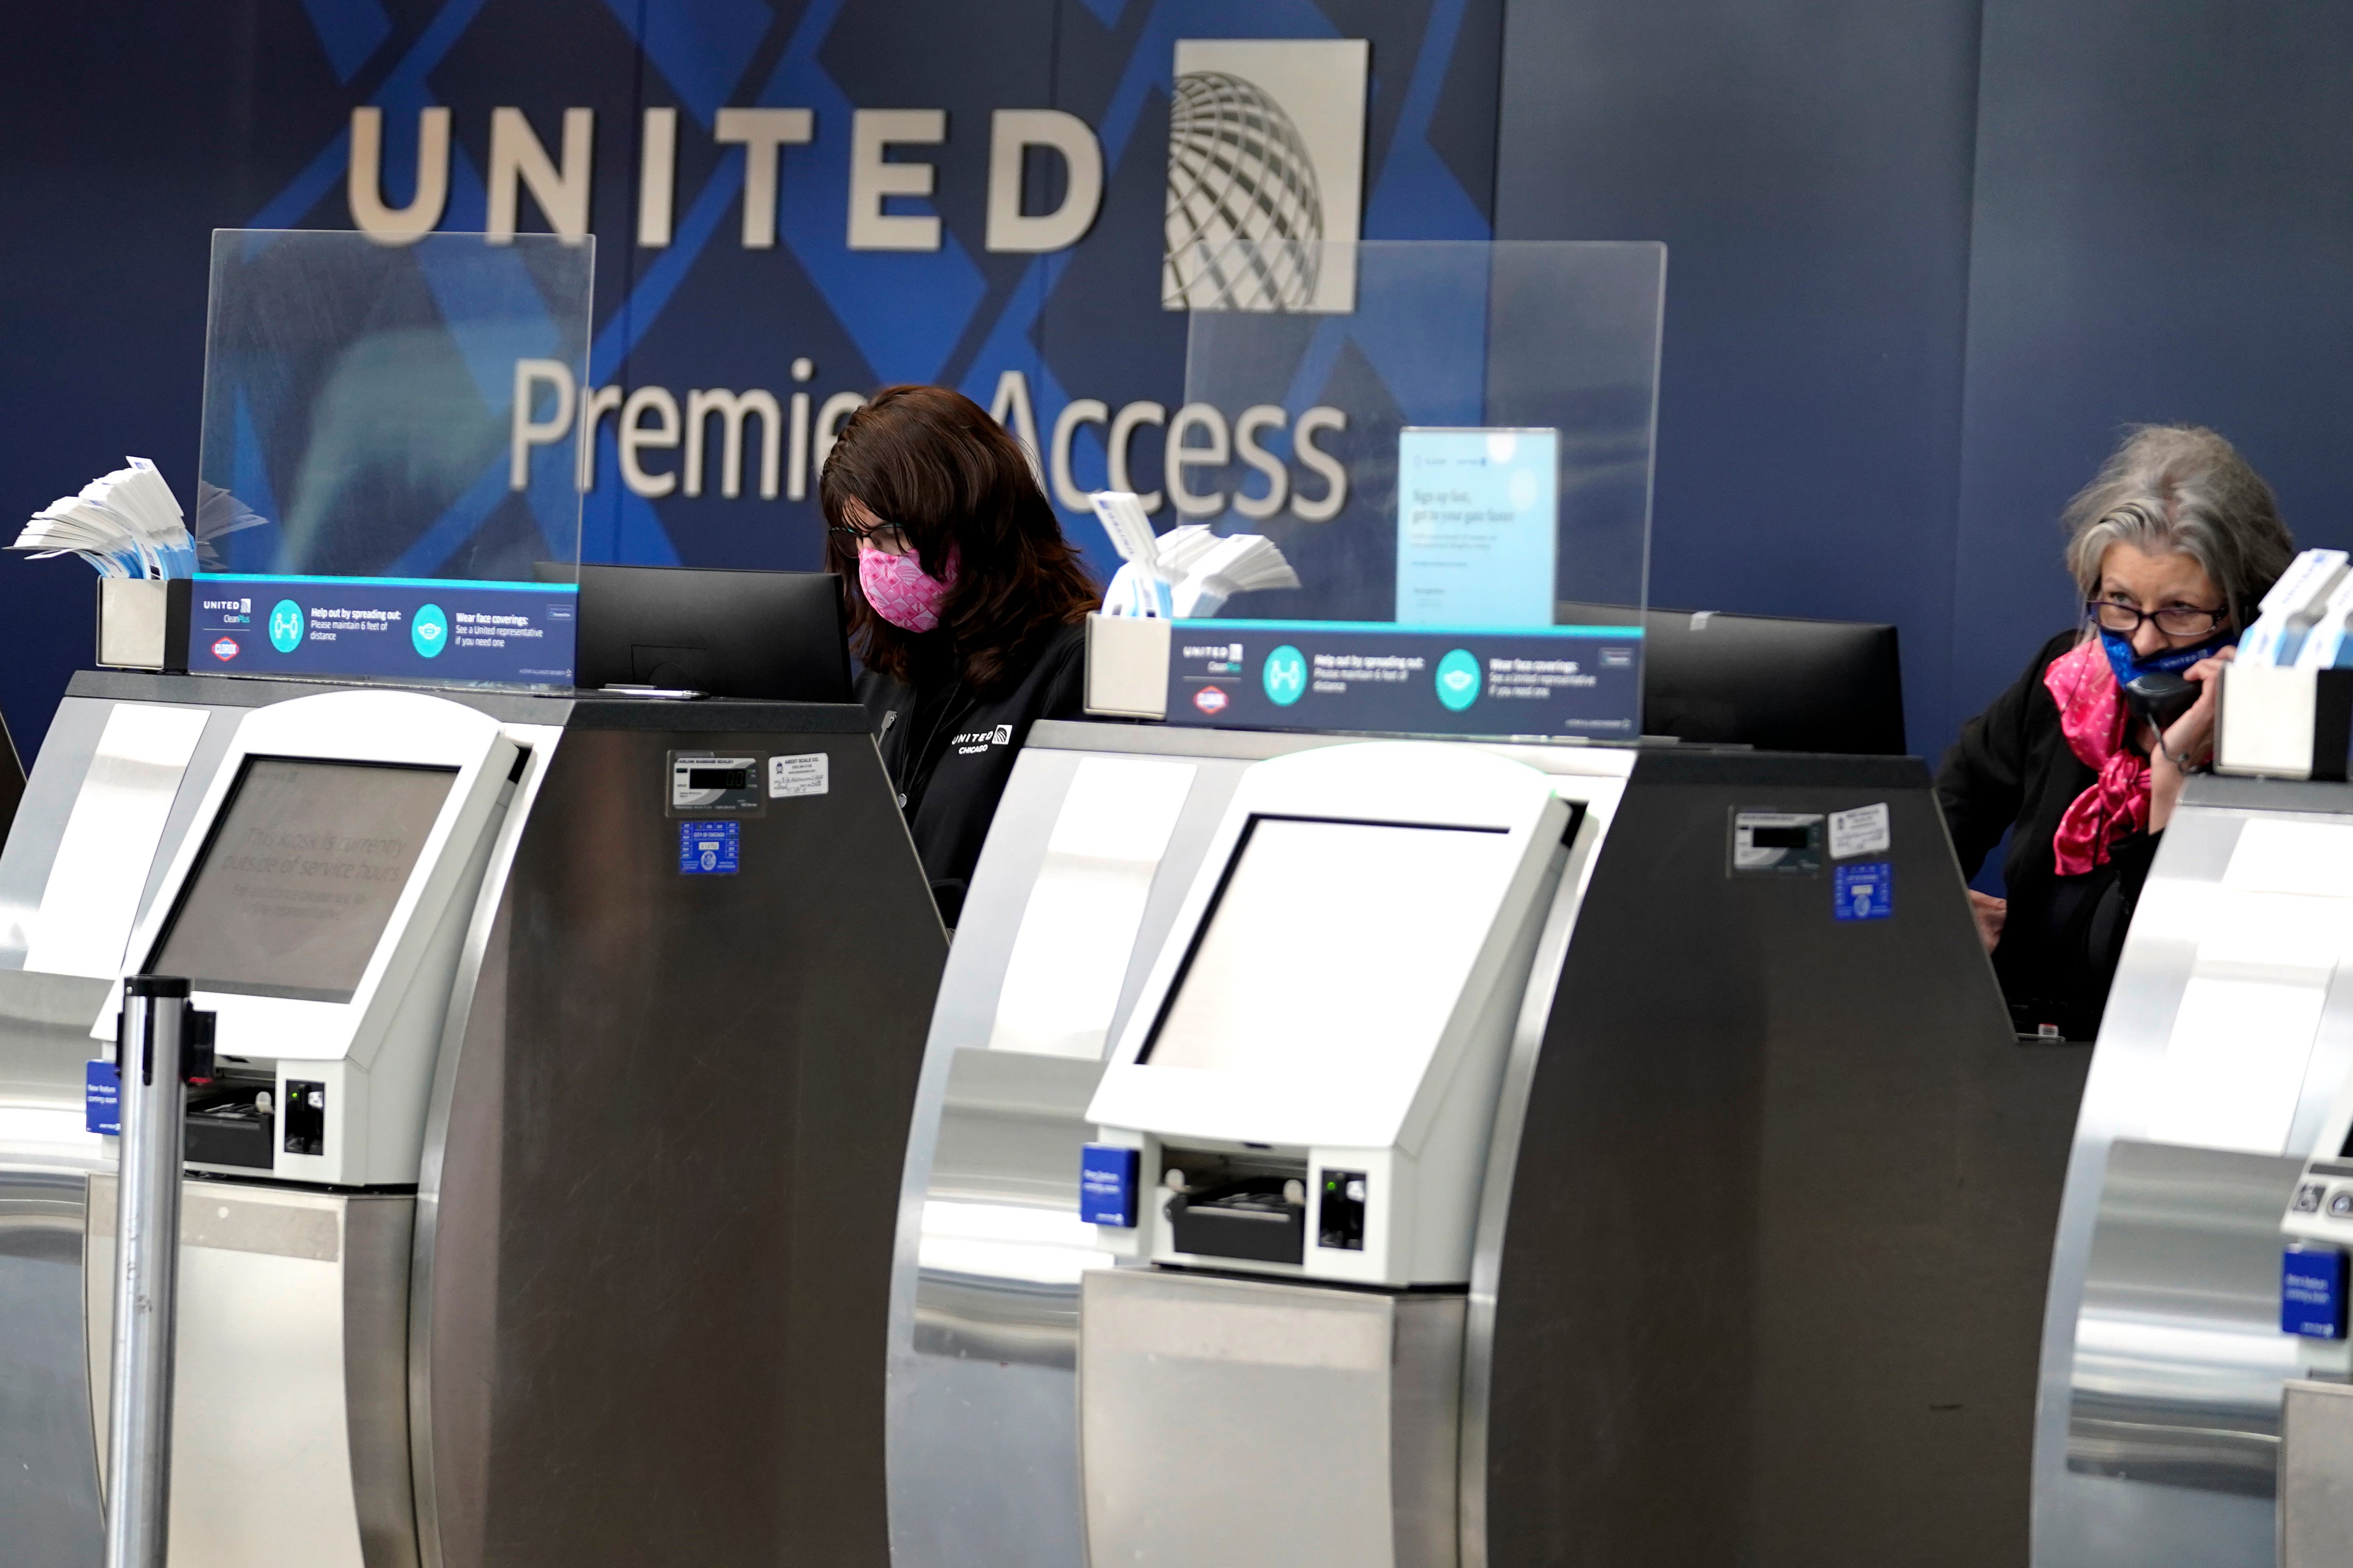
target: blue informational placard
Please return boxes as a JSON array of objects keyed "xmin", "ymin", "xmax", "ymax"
[
  {"xmin": 86, "ymin": 1058, "xmax": 119, "ymax": 1136},
  {"xmin": 189, "ymin": 574, "xmax": 578, "ymax": 687},
  {"xmin": 2284, "ymin": 1246, "xmax": 2349, "ymax": 1338},
  {"xmin": 1395, "ymin": 428, "xmax": 1559, "ymax": 628},
  {"xmin": 1833, "ymin": 862, "xmax": 1894, "ymax": 921},
  {"xmin": 678, "ymin": 820, "xmax": 740, "ymax": 876},
  {"xmin": 1080, "ymin": 1143, "xmax": 1141, "ymax": 1228},
  {"xmin": 1166, "ymin": 619, "xmax": 1641, "ymax": 738}
]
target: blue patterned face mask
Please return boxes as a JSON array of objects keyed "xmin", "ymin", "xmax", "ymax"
[{"xmin": 2098, "ymin": 627, "xmax": 2233, "ymax": 687}]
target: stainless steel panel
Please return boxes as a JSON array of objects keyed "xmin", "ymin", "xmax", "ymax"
[
  {"xmin": 1078, "ymin": 1267, "xmax": 1464, "ymax": 1568},
  {"xmin": 0, "ymin": 695, "xmax": 117, "ymax": 966},
  {"xmin": 24, "ymin": 703, "xmax": 209, "ymax": 979},
  {"xmin": 86, "ymin": 1175, "xmax": 418, "ymax": 1568},
  {"xmin": 0, "ymin": 969, "xmax": 116, "ymax": 1169},
  {"xmin": 2280, "ymin": 1379, "xmax": 2353, "ymax": 1566},
  {"xmin": 0, "ymin": 1166, "xmax": 103, "ymax": 1568},
  {"xmin": 405, "ymin": 720, "xmax": 560, "ymax": 1568},
  {"xmin": 1459, "ymin": 783, "xmax": 1621, "ymax": 1568},
  {"xmin": 2065, "ymin": 1141, "xmax": 2303, "ymax": 1494},
  {"xmin": 2034, "ymin": 783, "xmax": 2353, "ymax": 1568}
]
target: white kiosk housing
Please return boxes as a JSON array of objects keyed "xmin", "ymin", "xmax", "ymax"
[
  {"xmin": 98, "ymin": 690, "xmax": 519, "ymax": 1187},
  {"xmin": 1079, "ymin": 743, "xmax": 1576, "ymax": 1568},
  {"xmin": 1087, "ymin": 743, "xmax": 1571, "ymax": 1287}
]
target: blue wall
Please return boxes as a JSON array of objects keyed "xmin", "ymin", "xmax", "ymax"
[
  {"xmin": 1, "ymin": 0, "xmax": 2347, "ymax": 769},
  {"xmin": 1498, "ymin": 0, "xmax": 2353, "ymax": 764}
]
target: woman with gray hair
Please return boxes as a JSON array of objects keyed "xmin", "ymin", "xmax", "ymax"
[{"xmin": 1938, "ymin": 425, "xmax": 2294, "ymax": 1039}]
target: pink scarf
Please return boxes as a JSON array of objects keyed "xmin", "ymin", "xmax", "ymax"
[{"xmin": 2044, "ymin": 637, "xmax": 2148, "ymax": 875}]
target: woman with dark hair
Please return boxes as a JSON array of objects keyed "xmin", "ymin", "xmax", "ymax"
[
  {"xmin": 1938, "ymin": 424, "xmax": 2295, "ymax": 1039},
  {"xmin": 821, "ymin": 384, "xmax": 1099, "ymax": 926}
]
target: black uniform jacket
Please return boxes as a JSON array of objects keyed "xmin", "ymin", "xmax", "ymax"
[
  {"xmin": 1936, "ymin": 629, "xmax": 2163, "ymax": 1041},
  {"xmin": 858, "ymin": 621, "xmax": 1087, "ymax": 927}
]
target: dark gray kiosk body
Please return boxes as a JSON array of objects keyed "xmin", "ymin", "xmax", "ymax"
[
  {"xmin": 0, "ymin": 670, "xmax": 944, "ymax": 1568},
  {"xmin": 885, "ymin": 724, "xmax": 2085, "ymax": 1568},
  {"xmin": 1478, "ymin": 750, "xmax": 2083, "ymax": 1564}
]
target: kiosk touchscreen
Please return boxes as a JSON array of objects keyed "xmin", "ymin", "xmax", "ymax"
[
  {"xmin": 96, "ymin": 689, "xmax": 519, "ymax": 1186},
  {"xmin": 1085, "ymin": 742, "xmax": 1574, "ymax": 1287}
]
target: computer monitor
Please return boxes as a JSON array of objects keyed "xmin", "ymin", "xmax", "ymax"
[
  {"xmin": 571, "ymin": 565, "xmax": 853, "ymax": 701},
  {"xmin": 1636, "ymin": 607, "xmax": 1906, "ymax": 755}
]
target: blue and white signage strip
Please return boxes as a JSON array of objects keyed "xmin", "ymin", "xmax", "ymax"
[
  {"xmin": 1163, "ymin": 619, "xmax": 1643, "ymax": 738},
  {"xmin": 189, "ymin": 573, "xmax": 579, "ymax": 687}
]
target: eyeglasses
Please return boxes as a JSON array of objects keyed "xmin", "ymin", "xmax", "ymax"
[
  {"xmin": 829, "ymin": 517, "xmax": 910, "ymax": 553},
  {"xmin": 2087, "ymin": 598, "xmax": 2228, "ymax": 639}
]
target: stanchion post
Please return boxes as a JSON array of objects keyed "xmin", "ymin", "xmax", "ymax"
[{"xmin": 104, "ymin": 975, "xmax": 196, "ymax": 1568}]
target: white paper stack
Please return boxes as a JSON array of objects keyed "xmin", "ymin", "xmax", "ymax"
[
  {"xmin": 193, "ymin": 481, "xmax": 272, "ymax": 569},
  {"xmin": 1090, "ymin": 491, "xmax": 1173, "ymax": 616},
  {"xmin": 1089, "ymin": 496, "xmax": 1301, "ymax": 621},
  {"xmin": 13, "ymin": 458, "xmax": 196, "ymax": 578},
  {"xmin": 1168, "ymin": 531, "xmax": 1300, "ymax": 617}
]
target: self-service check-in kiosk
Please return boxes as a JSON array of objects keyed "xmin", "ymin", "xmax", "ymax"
[
  {"xmin": 885, "ymin": 721, "xmax": 2079, "ymax": 1568},
  {"xmin": 1079, "ymin": 743, "xmax": 1567, "ymax": 1567},
  {"xmin": 0, "ymin": 670, "xmax": 944, "ymax": 1568}
]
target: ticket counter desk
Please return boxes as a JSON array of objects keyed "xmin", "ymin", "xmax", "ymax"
[
  {"xmin": 885, "ymin": 722, "xmax": 2084, "ymax": 1568},
  {"xmin": 0, "ymin": 669, "xmax": 944, "ymax": 1568},
  {"xmin": 2032, "ymin": 773, "xmax": 2353, "ymax": 1568}
]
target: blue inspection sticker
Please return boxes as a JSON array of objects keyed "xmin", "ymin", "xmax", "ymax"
[
  {"xmin": 1079, "ymin": 1143, "xmax": 1140, "ymax": 1228},
  {"xmin": 1833, "ymin": 861, "xmax": 1893, "ymax": 921},
  {"xmin": 86, "ymin": 1058, "xmax": 119, "ymax": 1136},
  {"xmin": 2284, "ymin": 1246, "xmax": 2350, "ymax": 1339},
  {"xmin": 678, "ymin": 819, "xmax": 740, "ymax": 875}
]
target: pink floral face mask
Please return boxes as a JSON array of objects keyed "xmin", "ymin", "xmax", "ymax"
[{"xmin": 859, "ymin": 541, "xmax": 957, "ymax": 633}]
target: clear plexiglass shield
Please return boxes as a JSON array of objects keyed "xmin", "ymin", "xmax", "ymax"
[
  {"xmin": 193, "ymin": 229, "xmax": 592, "ymax": 686},
  {"xmin": 1164, "ymin": 239, "xmax": 1663, "ymax": 738}
]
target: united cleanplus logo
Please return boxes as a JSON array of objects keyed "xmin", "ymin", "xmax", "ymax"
[{"xmin": 210, "ymin": 636, "xmax": 240, "ymax": 663}]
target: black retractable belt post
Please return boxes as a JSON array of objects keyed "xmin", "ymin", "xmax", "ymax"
[{"xmin": 103, "ymin": 975, "xmax": 214, "ymax": 1568}]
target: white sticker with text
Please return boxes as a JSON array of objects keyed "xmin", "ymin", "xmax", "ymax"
[
  {"xmin": 768, "ymin": 753, "xmax": 829, "ymax": 799},
  {"xmin": 1829, "ymin": 802, "xmax": 1891, "ymax": 860}
]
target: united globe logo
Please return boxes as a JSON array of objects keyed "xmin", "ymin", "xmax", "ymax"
[
  {"xmin": 1164, "ymin": 74, "xmax": 1323, "ymax": 311},
  {"xmin": 1163, "ymin": 40, "xmax": 1369, "ymax": 314}
]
